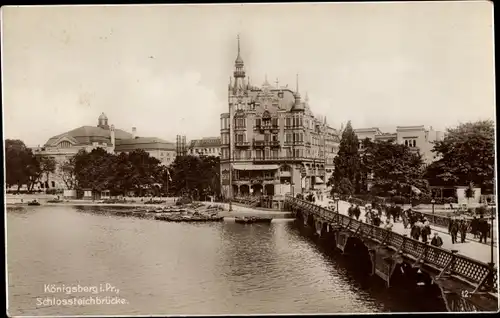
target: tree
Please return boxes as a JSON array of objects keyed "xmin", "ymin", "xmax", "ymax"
[
  {"xmin": 38, "ymin": 156, "xmax": 57, "ymax": 186},
  {"xmin": 360, "ymin": 139, "xmax": 428, "ymax": 198},
  {"xmin": 328, "ymin": 121, "xmax": 361, "ymax": 195},
  {"xmin": 426, "ymin": 120, "xmax": 495, "ymax": 193},
  {"xmin": 58, "ymin": 157, "xmax": 77, "ymax": 190},
  {"xmin": 169, "ymin": 155, "xmax": 221, "ymax": 199},
  {"xmin": 5, "ymin": 139, "xmax": 33, "ymax": 191}
]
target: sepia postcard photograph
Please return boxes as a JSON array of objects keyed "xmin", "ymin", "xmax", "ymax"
[{"xmin": 2, "ymin": 1, "xmax": 498, "ymax": 316}]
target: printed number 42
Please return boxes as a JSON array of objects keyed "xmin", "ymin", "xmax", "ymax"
[{"xmin": 461, "ymin": 290, "xmax": 470, "ymax": 298}]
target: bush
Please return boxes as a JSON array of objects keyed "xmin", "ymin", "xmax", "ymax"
[
  {"xmin": 46, "ymin": 189, "xmax": 63, "ymax": 195},
  {"xmin": 475, "ymin": 205, "xmax": 489, "ymax": 216},
  {"xmin": 392, "ymin": 196, "xmax": 407, "ymax": 205},
  {"xmin": 175, "ymin": 196, "xmax": 192, "ymax": 206}
]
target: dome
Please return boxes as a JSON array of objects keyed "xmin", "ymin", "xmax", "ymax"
[
  {"xmin": 44, "ymin": 126, "xmax": 132, "ymax": 147},
  {"xmin": 98, "ymin": 112, "xmax": 108, "ymax": 120}
]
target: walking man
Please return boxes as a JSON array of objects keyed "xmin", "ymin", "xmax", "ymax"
[
  {"xmin": 422, "ymin": 218, "xmax": 431, "ymax": 243},
  {"xmin": 353, "ymin": 204, "xmax": 361, "ymax": 220},
  {"xmin": 450, "ymin": 218, "xmax": 459, "ymax": 244},
  {"xmin": 459, "ymin": 218, "xmax": 468, "ymax": 243},
  {"xmin": 410, "ymin": 221, "xmax": 422, "ymax": 241},
  {"xmin": 479, "ymin": 216, "xmax": 489, "ymax": 244}
]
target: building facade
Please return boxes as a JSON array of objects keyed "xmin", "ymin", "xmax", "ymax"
[
  {"xmin": 220, "ymin": 37, "xmax": 340, "ymax": 200},
  {"xmin": 187, "ymin": 137, "xmax": 221, "ymax": 157},
  {"xmin": 354, "ymin": 125, "xmax": 445, "ymax": 164},
  {"xmin": 33, "ymin": 113, "xmax": 176, "ymax": 190}
]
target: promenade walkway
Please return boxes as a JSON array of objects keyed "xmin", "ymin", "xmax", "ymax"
[{"xmin": 316, "ymin": 199, "xmax": 498, "ymax": 264}]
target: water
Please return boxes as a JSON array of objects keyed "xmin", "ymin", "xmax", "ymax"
[{"xmin": 7, "ymin": 206, "xmax": 445, "ymax": 315}]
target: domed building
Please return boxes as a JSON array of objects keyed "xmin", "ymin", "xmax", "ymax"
[
  {"xmin": 43, "ymin": 113, "xmax": 132, "ymax": 149},
  {"xmin": 32, "ymin": 113, "xmax": 177, "ymax": 191}
]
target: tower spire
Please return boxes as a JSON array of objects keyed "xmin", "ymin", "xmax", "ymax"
[
  {"xmin": 295, "ymin": 73, "xmax": 301, "ymax": 98},
  {"xmin": 234, "ymin": 34, "xmax": 244, "ymax": 66},
  {"xmin": 237, "ymin": 33, "xmax": 240, "ymax": 55}
]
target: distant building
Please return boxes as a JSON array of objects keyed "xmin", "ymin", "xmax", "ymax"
[
  {"xmin": 114, "ymin": 135, "xmax": 177, "ymax": 166},
  {"xmin": 220, "ymin": 36, "xmax": 340, "ymax": 202},
  {"xmin": 354, "ymin": 125, "xmax": 445, "ymax": 164},
  {"xmin": 33, "ymin": 113, "xmax": 175, "ymax": 191},
  {"xmin": 188, "ymin": 137, "xmax": 221, "ymax": 157},
  {"xmin": 354, "ymin": 125, "xmax": 445, "ymax": 192}
]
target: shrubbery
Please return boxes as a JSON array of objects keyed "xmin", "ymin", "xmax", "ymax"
[{"xmin": 175, "ymin": 196, "xmax": 192, "ymax": 206}]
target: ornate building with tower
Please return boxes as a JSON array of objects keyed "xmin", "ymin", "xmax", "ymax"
[{"xmin": 220, "ymin": 36, "xmax": 340, "ymax": 202}]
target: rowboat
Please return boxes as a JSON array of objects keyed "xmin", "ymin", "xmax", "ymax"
[{"xmin": 235, "ymin": 216, "xmax": 273, "ymax": 224}]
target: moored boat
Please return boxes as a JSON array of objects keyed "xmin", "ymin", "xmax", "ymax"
[
  {"xmin": 27, "ymin": 200, "xmax": 41, "ymax": 206},
  {"xmin": 235, "ymin": 216, "xmax": 272, "ymax": 224}
]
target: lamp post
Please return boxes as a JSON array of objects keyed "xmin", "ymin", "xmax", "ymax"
[
  {"xmin": 488, "ymin": 207, "xmax": 495, "ymax": 288},
  {"xmin": 431, "ymin": 199, "xmax": 435, "ymax": 215},
  {"xmin": 334, "ymin": 192, "xmax": 339, "ymax": 213}
]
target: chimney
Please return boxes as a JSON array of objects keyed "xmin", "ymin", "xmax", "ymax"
[
  {"xmin": 110, "ymin": 125, "xmax": 115, "ymax": 148},
  {"xmin": 132, "ymin": 127, "xmax": 137, "ymax": 139}
]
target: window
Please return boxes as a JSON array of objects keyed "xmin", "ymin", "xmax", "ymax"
[
  {"xmin": 256, "ymin": 150, "xmax": 263, "ymax": 159},
  {"xmin": 404, "ymin": 139, "xmax": 417, "ymax": 147},
  {"xmin": 272, "ymin": 134, "xmax": 278, "ymax": 142},
  {"xmin": 272, "ymin": 150, "xmax": 279, "ymax": 158},
  {"xmin": 264, "ymin": 133, "xmax": 271, "ymax": 142},
  {"xmin": 235, "ymin": 118, "xmax": 246, "ymax": 128},
  {"xmin": 272, "ymin": 118, "xmax": 278, "ymax": 127},
  {"xmin": 286, "ymin": 133, "xmax": 292, "ymax": 142},
  {"xmin": 255, "ymin": 118, "xmax": 261, "ymax": 127},
  {"xmin": 286, "ymin": 117, "xmax": 291, "ymax": 127}
]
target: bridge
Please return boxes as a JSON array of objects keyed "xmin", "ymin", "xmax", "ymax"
[{"xmin": 283, "ymin": 195, "xmax": 499, "ymax": 312}]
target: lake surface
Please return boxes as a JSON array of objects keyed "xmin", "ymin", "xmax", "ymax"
[{"xmin": 6, "ymin": 206, "xmax": 445, "ymax": 315}]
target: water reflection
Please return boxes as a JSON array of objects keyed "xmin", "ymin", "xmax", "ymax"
[{"xmin": 7, "ymin": 206, "xmax": 444, "ymax": 315}]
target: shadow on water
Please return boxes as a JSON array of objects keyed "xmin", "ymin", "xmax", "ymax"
[{"xmin": 285, "ymin": 220, "xmax": 448, "ymax": 313}]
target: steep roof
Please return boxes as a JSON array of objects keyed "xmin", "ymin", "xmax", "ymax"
[
  {"xmin": 189, "ymin": 137, "xmax": 221, "ymax": 148},
  {"xmin": 115, "ymin": 137, "xmax": 176, "ymax": 152},
  {"xmin": 44, "ymin": 126, "xmax": 132, "ymax": 147}
]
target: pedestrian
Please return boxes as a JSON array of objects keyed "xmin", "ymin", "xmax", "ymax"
[
  {"xmin": 348, "ymin": 203, "xmax": 355, "ymax": 218},
  {"xmin": 450, "ymin": 218, "xmax": 459, "ymax": 244},
  {"xmin": 373, "ymin": 213, "xmax": 381, "ymax": 226},
  {"xmin": 431, "ymin": 232, "xmax": 443, "ymax": 248},
  {"xmin": 459, "ymin": 218, "xmax": 468, "ymax": 243},
  {"xmin": 411, "ymin": 220, "xmax": 422, "ymax": 240},
  {"xmin": 478, "ymin": 216, "xmax": 488, "ymax": 244},
  {"xmin": 384, "ymin": 218, "xmax": 394, "ymax": 231},
  {"xmin": 402, "ymin": 210, "xmax": 409, "ymax": 229},
  {"xmin": 353, "ymin": 204, "xmax": 361, "ymax": 220},
  {"xmin": 394, "ymin": 204, "xmax": 402, "ymax": 223},
  {"xmin": 365, "ymin": 204, "xmax": 373, "ymax": 224},
  {"xmin": 421, "ymin": 218, "xmax": 431, "ymax": 243},
  {"xmin": 471, "ymin": 216, "xmax": 479, "ymax": 239}
]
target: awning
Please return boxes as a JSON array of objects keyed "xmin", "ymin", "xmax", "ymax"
[
  {"xmin": 315, "ymin": 177, "xmax": 325, "ymax": 184},
  {"xmin": 233, "ymin": 164, "xmax": 279, "ymax": 171}
]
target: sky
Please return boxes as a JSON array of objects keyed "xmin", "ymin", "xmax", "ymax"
[{"xmin": 1, "ymin": 2, "xmax": 495, "ymax": 146}]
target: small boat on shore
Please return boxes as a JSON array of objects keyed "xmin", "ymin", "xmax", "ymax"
[
  {"xmin": 235, "ymin": 216, "xmax": 273, "ymax": 224},
  {"xmin": 27, "ymin": 200, "xmax": 41, "ymax": 206}
]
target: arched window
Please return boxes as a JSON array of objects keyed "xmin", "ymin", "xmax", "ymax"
[{"xmin": 58, "ymin": 141, "xmax": 71, "ymax": 148}]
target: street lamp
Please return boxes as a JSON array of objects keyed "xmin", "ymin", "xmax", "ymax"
[
  {"xmin": 334, "ymin": 192, "xmax": 339, "ymax": 213},
  {"xmin": 431, "ymin": 199, "xmax": 435, "ymax": 215},
  {"xmin": 488, "ymin": 207, "xmax": 495, "ymax": 288}
]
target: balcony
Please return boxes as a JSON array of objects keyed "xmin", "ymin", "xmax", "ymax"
[
  {"xmin": 235, "ymin": 141, "xmax": 250, "ymax": 148},
  {"xmin": 253, "ymin": 140, "xmax": 266, "ymax": 147},
  {"xmin": 269, "ymin": 140, "xmax": 280, "ymax": 147},
  {"xmin": 284, "ymin": 141, "xmax": 304, "ymax": 146},
  {"xmin": 253, "ymin": 156, "xmax": 281, "ymax": 163}
]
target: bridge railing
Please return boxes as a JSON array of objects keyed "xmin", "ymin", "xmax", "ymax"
[{"xmin": 285, "ymin": 195, "xmax": 498, "ymax": 295}]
